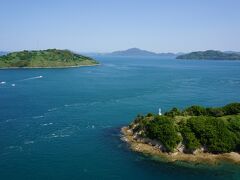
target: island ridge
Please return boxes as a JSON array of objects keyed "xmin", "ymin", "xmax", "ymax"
[
  {"xmin": 0, "ymin": 49, "xmax": 99, "ymax": 68},
  {"xmin": 176, "ymin": 50, "xmax": 240, "ymax": 60},
  {"xmin": 122, "ymin": 103, "xmax": 240, "ymax": 164}
]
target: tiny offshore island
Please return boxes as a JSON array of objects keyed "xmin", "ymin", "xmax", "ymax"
[
  {"xmin": 122, "ymin": 103, "xmax": 240, "ymax": 165},
  {"xmin": 0, "ymin": 49, "xmax": 99, "ymax": 68}
]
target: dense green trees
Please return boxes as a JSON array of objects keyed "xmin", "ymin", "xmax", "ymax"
[
  {"xmin": 164, "ymin": 103, "xmax": 240, "ymax": 117},
  {"xmin": 183, "ymin": 106, "xmax": 207, "ymax": 116},
  {"xmin": 0, "ymin": 49, "xmax": 99, "ymax": 68},
  {"xmin": 223, "ymin": 103, "xmax": 240, "ymax": 115},
  {"xmin": 206, "ymin": 107, "xmax": 225, "ymax": 117},
  {"xmin": 181, "ymin": 117, "xmax": 237, "ymax": 153},
  {"xmin": 164, "ymin": 107, "xmax": 182, "ymax": 117},
  {"xmin": 176, "ymin": 50, "xmax": 240, "ymax": 60},
  {"xmin": 180, "ymin": 125, "xmax": 200, "ymax": 153},
  {"xmin": 146, "ymin": 116, "xmax": 182, "ymax": 152},
  {"xmin": 131, "ymin": 103, "xmax": 240, "ymax": 153}
]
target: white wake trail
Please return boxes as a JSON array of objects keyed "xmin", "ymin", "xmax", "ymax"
[
  {"xmin": 0, "ymin": 76, "xmax": 43, "ymax": 87},
  {"xmin": 19, "ymin": 76, "xmax": 43, "ymax": 81}
]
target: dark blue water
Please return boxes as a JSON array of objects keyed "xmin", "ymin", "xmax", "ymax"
[{"xmin": 0, "ymin": 56, "xmax": 240, "ymax": 180}]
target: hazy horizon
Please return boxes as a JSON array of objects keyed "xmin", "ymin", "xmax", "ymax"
[
  {"xmin": 1, "ymin": 47, "xmax": 240, "ymax": 54},
  {"xmin": 1, "ymin": 0, "xmax": 240, "ymax": 53}
]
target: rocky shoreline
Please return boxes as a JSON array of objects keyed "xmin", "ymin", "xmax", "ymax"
[{"xmin": 121, "ymin": 126, "xmax": 240, "ymax": 165}]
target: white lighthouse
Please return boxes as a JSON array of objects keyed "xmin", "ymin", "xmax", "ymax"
[{"xmin": 158, "ymin": 108, "xmax": 162, "ymax": 116}]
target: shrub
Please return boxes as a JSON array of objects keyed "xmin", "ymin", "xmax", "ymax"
[
  {"xmin": 206, "ymin": 108, "xmax": 225, "ymax": 117},
  {"xmin": 146, "ymin": 113, "xmax": 154, "ymax": 117},
  {"xmin": 223, "ymin": 103, "xmax": 240, "ymax": 115},
  {"xmin": 146, "ymin": 116, "xmax": 182, "ymax": 152},
  {"xmin": 164, "ymin": 107, "xmax": 182, "ymax": 117},
  {"xmin": 183, "ymin": 105, "xmax": 207, "ymax": 116},
  {"xmin": 133, "ymin": 114, "xmax": 144, "ymax": 124},
  {"xmin": 227, "ymin": 117, "xmax": 240, "ymax": 151},
  {"xmin": 186, "ymin": 117, "xmax": 237, "ymax": 153},
  {"xmin": 180, "ymin": 125, "xmax": 200, "ymax": 153},
  {"xmin": 11, "ymin": 60, "xmax": 29, "ymax": 67}
]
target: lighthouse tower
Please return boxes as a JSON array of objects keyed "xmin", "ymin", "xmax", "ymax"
[{"xmin": 158, "ymin": 108, "xmax": 162, "ymax": 116}]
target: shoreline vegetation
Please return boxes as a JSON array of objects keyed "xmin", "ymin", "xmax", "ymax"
[
  {"xmin": 0, "ymin": 49, "xmax": 99, "ymax": 68},
  {"xmin": 0, "ymin": 63, "xmax": 100, "ymax": 70},
  {"xmin": 176, "ymin": 50, "xmax": 240, "ymax": 60},
  {"xmin": 121, "ymin": 103, "xmax": 240, "ymax": 165}
]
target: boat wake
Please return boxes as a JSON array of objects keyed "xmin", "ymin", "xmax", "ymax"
[
  {"xmin": 32, "ymin": 115, "xmax": 44, "ymax": 119},
  {"xmin": 19, "ymin": 76, "xmax": 43, "ymax": 81}
]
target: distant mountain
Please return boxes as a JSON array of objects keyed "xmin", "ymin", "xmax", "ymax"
[
  {"xmin": 0, "ymin": 51, "xmax": 9, "ymax": 56},
  {"xmin": 176, "ymin": 50, "xmax": 240, "ymax": 60},
  {"xmin": 111, "ymin": 48, "xmax": 158, "ymax": 56},
  {"xmin": 110, "ymin": 48, "xmax": 177, "ymax": 58},
  {"xmin": 157, "ymin": 52, "xmax": 177, "ymax": 57},
  {"xmin": 224, "ymin": 51, "xmax": 240, "ymax": 55},
  {"xmin": 80, "ymin": 52, "xmax": 106, "ymax": 57}
]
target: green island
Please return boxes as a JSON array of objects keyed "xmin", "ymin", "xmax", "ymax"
[
  {"xmin": 176, "ymin": 50, "xmax": 240, "ymax": 60},
  {"xmin": 0, "ymin": 49, "xmax": 99, "ymax": 68},
  {"xmin": 121, "ymin": 103, "xmax": 240, "ymax": 164}
]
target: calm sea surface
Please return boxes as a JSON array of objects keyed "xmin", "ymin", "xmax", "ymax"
[{"xmin": 0, "ymin": 56, "xmax": 240, "ymax": 180}]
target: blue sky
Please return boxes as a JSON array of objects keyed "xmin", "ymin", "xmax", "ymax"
[{"xmin": 1, "ymin": 0, "xmax": 240, "ymax": 52}]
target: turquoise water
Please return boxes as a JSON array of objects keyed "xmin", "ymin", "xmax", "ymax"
[{"xmin": 0, "ymin": 56, "xmax": 240, "ymax": 180}]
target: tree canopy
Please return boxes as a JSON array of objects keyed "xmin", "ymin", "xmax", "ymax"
[
  {"xmin": 0, "ymin": 49, "xmax": 99, "ymax": 68},
  {"xmin": 130, "ymin": 103, "xmax": 240, "ymax": 153}
]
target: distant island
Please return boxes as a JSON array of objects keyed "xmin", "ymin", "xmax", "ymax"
[
  {"xmin": 69, "ymin": 48, "xmax": 240, "ymax": 61},
  {"xmin": 110, "ymin": 48, "xmax": 178, "ymax": 58},
  {"xmin": 0, "ymin": 49, "xmax": 99, "ymax": 68},
  {"xmin": 122, "ymin": 103, "xmax": 240, "ymax": 164},
  {"xmin": 176, "ymin": 50, "xmax": 240, "ymax": 60}
]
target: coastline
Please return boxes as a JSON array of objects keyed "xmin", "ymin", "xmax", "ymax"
[
  {"xmin": 121, "ymin": 126, "xmax": 240, "ymax": 165},
  {"xmin": 0, "ymin": 63, "xmax": 100, "ymax": 70}
]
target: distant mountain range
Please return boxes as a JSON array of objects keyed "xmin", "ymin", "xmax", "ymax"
[
  {"xmin": 109, "ymin": 48, "xmax": 181, "ymax": 58},
  {"xmin": 224, "ymin": 51, "xmax": 240, "ymax": 55},
  {"xmin": 176, "ymin": 50, "xmax": 240, "ymax": 60},
  {"xmin": 2, "ymin": 49, "xmax": 240, "ymax": 60},
  {"xmin": 0, "ymin": 51, "xmax": 9, "ymax": 56}
]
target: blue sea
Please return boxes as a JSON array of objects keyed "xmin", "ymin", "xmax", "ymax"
[{"xmin": 0, "ymin": 56, "xmax": 240, "ymax": 180}]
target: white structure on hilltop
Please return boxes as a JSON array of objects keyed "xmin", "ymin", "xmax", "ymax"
[{"xmin": 159, "ymin": 108, "xmax": 162, "ymax": 116}]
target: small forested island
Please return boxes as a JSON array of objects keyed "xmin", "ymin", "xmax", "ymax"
[
  {"xmin": 176, "ymin": 50, "xmax": 240, "ymax": 60},
  {"xmin": 0, "ymin": 49, "xmax": 99, "ymax": 68},
  {"xmin": 122, "ymin": 103, "xmax": 240, "ymax": 164}
]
